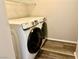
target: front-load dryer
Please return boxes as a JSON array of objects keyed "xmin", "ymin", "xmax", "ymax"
[{"xmin": 8, "ymin": 17, "xmax": 47, "ymax": 59}]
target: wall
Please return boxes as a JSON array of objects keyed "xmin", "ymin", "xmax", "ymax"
[
  {"xmin": 0, "ymin": 0, "xmax": 15, "ymax": 59},
  {"xmin": 5, "ymin": 1, "xmax": 29, "ymax": 19},
  {"xmin": 6, "ymin": 0, "xmax": 35, "ymax": 4},
  {"xmin": 5, "ymin": 0, "xmax": 35, "ymax": 19},
  {"xmin": 5, "ymin": 0, "xmax": 77, "ymax": 41},
  {"xmin": 31, "ymin": 0, "xmax": 77, "ymax": 41}
]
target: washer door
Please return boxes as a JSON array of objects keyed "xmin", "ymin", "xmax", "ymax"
[
  {"xmin": 41, "ymin": 22, "xmax": 48, "ymax": 39},
  {"xmin": 27, "ymin": 27, "xmax": 42, "ymax": 53}
]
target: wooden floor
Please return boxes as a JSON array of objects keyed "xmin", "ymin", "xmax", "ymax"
[{"xmin": 35, "ymin": 39, "xmax": 76, "ymax": 59}]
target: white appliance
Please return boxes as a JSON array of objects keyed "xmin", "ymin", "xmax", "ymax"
[{"xmin": 8, "ymin": 17, "xmax": 47, "ymax": 59}]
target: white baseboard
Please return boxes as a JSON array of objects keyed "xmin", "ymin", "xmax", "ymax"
[{"xmin": 47, "ymin": 37, "xmax": 77, "ymax": 44}]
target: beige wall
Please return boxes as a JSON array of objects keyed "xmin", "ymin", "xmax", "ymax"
[
  {"xmin": 6, "ymin": 0, "xmax": 35, "ymax": 4},
  {"xmin": 0, "ymin": 0, "xmax": 15, "ymax": 59},
  {"xmin": 5, "ymin": 0, "xmax": 77, "ymax": 41},
  {"xmin": 5, "ymin": 0, "xmax": 35, "ymax": 19},
  {"xmin": 31, "ymin": 0, "xmax": 77, "ymax": 41}
]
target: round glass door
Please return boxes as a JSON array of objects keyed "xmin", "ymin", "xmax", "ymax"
[
  {"xmin": 41, "ymin": 22, "xmax": 48, "ymax": 39},
  {"xmin": 27, "ymin": 27, "xmax": 42, "ymax": 53}
]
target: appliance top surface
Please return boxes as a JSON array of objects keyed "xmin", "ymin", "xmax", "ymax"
[{"xmin": 8, "ymin": 17, "xmax": 45, "ymax": 24}]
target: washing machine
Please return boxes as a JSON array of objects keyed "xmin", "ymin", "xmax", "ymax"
[
  {"xmin": 38, "ymin": 18, "xmax": 48, "ymax": 47},
  {"xmin": 8, "ymin": 17, "xmax": 47, "ymax": 59}
]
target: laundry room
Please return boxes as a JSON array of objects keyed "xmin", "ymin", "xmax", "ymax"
[{"xmin": 0, "ymin": 0, "xmax": 77, "ymax": 59}]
